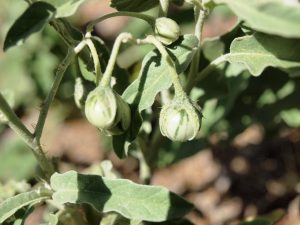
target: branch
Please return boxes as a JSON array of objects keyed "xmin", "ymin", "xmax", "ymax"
[
  {"xmin": 0, "ymin": 93, "xmax": 33, "ymax": 146},
  {"xmin": 0, "ymin": 93, "xmax": 55, "ymax": 180},
  {"xmin": 34, "ymin": 49, "xmax": 75, "ymax": 141}
]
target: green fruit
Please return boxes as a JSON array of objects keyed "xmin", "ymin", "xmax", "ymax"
[
  {"xmin": 154, "ymin": 17, "xmax": 180, "ymax": 45},
  {"xmin": 159, "ymin": 99, "xmax": 202, "ymax": 141},
  {"xmin": 84, "ymin": 86, "xmax": 130, "ymax": 135}
]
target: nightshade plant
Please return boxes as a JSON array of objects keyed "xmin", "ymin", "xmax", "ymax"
[{"xmin": 1, "ymin": 0, "xmax": 300, "ymax": 224}]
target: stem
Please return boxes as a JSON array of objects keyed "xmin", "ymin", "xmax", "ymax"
[
  {"xmin": 74, "ymin": 40, "xmax": 87, "ymax": 54},
  {"xmin": 32, "ymin": 142, "xmax": 55, "ymax": 180},
  {"xmin": 50, "ymin": 20, "xmax": 78, "ymax": 48},
  {"xmin": 100, "ymin": 33, "xmax": 133, "ymax": 87},
  {"xmin": 0, "ymin": 93, "xmax": 33, "ymax": 146},
  {"xmin": 159, "ymin": 0, "xmax": 169, "ymax": 16},
  {"xmin": 140, "ymin": 35, "xmax": 187, "ymax": 100},
  {"xmin": 50, "ymin": 19, "xmax": 95, "ymax": 67},
  {"xmin": 195, "ymin": 8, "xmax": 206, "ymax": 41},
  {"xmin": 34, "ymin": 49, "xmax": 75, "ymax": 141},
  {"xmin": 32, "ymin": 49, "xmax": 78, "ymax": 180},
  {"xmin": 0, "ymin": 93, "xmax": 55, "ymax": 180},
  {"xmin": 87, "ymin": 12, "xmax": 155, "ymax": 32},
  {"xmin": 85, "ymin": 34, "xmax": 102, "ymax": 85},
  {"xmin": 185, "ymin": 8, "xmax": 207, "ymax": 94}
]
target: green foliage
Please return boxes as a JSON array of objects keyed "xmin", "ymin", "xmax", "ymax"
[
  {"xmin": 225, "ymin": 33, "xmax": 300, "ymax": 76},
  {"xmin": 0, "ymin": 190, "xmax": 50, "ymax": 224},
  {"xmin": 4, "ymin": 2, "xmax": 55, "ymax": 51},
  {"xmin": 1, "ymin": 206, "xmax": 33, "ymax": 225},
  {"xmin": 1, "ymin": 0, "xmax": 300, "ymax": 224},
  {"xmin": 50, "ymin": 171, "xmax": 193, "ymax": 222},
  {"xmin": 213, "ymin": 0, "xmax": 300, "ymax": 38}
]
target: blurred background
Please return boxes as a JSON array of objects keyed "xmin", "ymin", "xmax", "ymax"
[{"xmin": 0, "ymin": 0, "xmax": 299, "ymax": 224}]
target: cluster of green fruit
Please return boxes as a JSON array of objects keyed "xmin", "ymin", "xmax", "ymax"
[{"xmin": 77, "ymin": 17, "xmax": 202, "ymax": 142}]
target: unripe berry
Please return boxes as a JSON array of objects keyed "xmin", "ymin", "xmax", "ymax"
[
  {"xmin": 159, "ymin": 99, "xmax": 202, "ymax": 141},
  {"xmin": 84, "ymin": 86, "xmax": 131, "ymax": 135},
  {"xmin": 154, "ymin": 17, "xmax": 180, "ymax": 45}
]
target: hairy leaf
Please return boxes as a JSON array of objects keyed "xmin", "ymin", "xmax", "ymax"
[
  {"xmin": 0, "ymin": 190, "xmax": 50, "ymax": 224},
  {"xmin": 3, "ymin": 2, "xmax": 56, "ymax": 51},
  {"xmin": 213, "ymin": 0, "xmax": 300, "ymax": 38},
  {"xmin": 51, "ymin": 171, "xmax": 193, "ymax": 222},
  {"xmin": 225, "ymin": 33, "xmax": 300, "ymax": 76},
  {"xmin": 123, "ymin": 35, "xmax": 198, "ymax": 110},
  {"xmin": 202, "ymin": 22, "xmax": 244, "ymax": 62}
]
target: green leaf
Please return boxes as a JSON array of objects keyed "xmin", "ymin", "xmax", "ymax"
[
  {"xmin": 1, "ymin": 206, "xmax": 34, "ymax": 225},
  {"xmin": 3, "ymin": 2, "xmax": 56, "ymax": 51},
  {"xmin": 110, "ymin": 0, "xmax": 159, "ymax": 12},
  {"xmin": 0, "ymin": 190, "xmax": 50, "ymax": 224},
  {"xmin": 33, "ymin": 0, "xmax": 85, "ymax": 18},
  {"xmin": 123, "ymin": 35, "xmax": 198, "ymax": 111},
  {"xmin": 213, "ymin": 0, "xmax": 300, "ymax": 38},
  {"xmin": 50, "ymin": 171, "xmax": 193, "ymax": 222},
  {"xmin": 202, "ymin": 22, "xmax": 244, "ymax": 62},
  {"xmin": 224, "ymin": 33, "xmax": 300, "ymax": 76},
  {"xmin": 78, "ymin": 58, "xmax": 96, "ymax": 82},
  {"xmin": 203, "ymin": 39, "xmax": 225, "ymax": 62}
]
